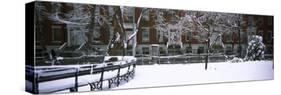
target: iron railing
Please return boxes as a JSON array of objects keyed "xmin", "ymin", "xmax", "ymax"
[{"xmin": 26, "ymin": 61, "xmax": 136, "ymax": 94}]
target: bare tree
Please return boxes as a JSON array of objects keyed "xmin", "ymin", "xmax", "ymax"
[
  {"xmin": 182, "ymin": 11, "xmax": 242, "ymax": 70},
  {"xmin": 153, "ymin": 9, "xmax": 184, "ymax": 48},
  {"xmin": 106, "ymin": 7, "xmax": 147, "ymax": 56},
  {"xmin": 48, "ymin": 3, "xmax": 96, "ymax": 52},
  {"xmin": 152, "ymin": 10, "xmax": 243, "ymax": 69}
]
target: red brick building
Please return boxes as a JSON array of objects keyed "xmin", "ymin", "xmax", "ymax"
[{"xmin": 35, "ymin": 2, "xmax": 273, "ymax": 57}]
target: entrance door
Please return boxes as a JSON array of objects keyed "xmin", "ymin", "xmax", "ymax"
[{"xmin": 151, "ymin": 45, "xmax": 159, "ymax": 56}]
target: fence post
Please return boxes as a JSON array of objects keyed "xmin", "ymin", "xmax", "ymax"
[
  {"xmin": 132, "ymin": 63, "xmax": 136, "ymax": 77},
  {"xmin": 127, "ymin": 64, "xmax": 131, "ymax": 73},
  {"xmin": 117, "ymin": 66, "xmax": 121, "ymax": 86},
  {"xmin": 70, "ymin": 68, "xmax": 79, "ymax": 92},
  {"xmin": 33, "ymin": 73, "xmax": 39, "ymax": 94},
  {"xmin": 75, "ymin": 68, "xmax": 79, "ymax": 91},
  {"xmin": 99, "ymin": 68, "xmax": 104, "ymax": 90},
  {"xmin": 126, "ymin": 64, "xmax": 131, "ymax": 81},
  {"xmin": 205, "ymin": 55, "xmax": 208, "ymax": 70}
]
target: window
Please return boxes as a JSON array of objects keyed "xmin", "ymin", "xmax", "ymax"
[
  {"xmin": 247, "ymin": 26, "xmax": 256, "ymax": 36},
  {"xmin": 123, "ymin": 7, "xmax": 134, "ymax": 23},
  {"xmin": 109, "ymin": 27, "xmax": 114, "ymax": 40},
  {"xmin": 142, "ymin": 28, "xmax": 149, "ymax": 42},
  {"xmin": 51, "ymin": 2, "xmax": 60, "ymax": 14},
  {"xmin": 125, "ymin": 16, "xmax": 134, "ymax": 23},
  {"xmin": 197, "ymin": 46, "xmax": 204, "ymax": 54},
  {"xmin": 169, "ymin": 28, "xmax": 181, "ymax": 44},
  {"xmin": 225, "ymin": 32, "xmax": 232, "ymax": 42},
  {"xmin": 142, "ymin": 10, "xmax": 149, "ymax": 21},
  {"xmin": 186, "ymin": 32, "xmax": 192, "ymax": 42},
  {"xmin": 156, "ymin": 30, "xmax": 163, "ymax": 43},
  {"xmin": 186, "ymin": 46, "xmax": 192, "ymax": 53},
  {"xmin": 126, "ymin": 7, "xmax": 134, "ymax": 17},
  {"xmin": 226, "ymin": 46, "xmax": 233, "ymax": 55},
  {"xmin": 108, "ymin": 7, "xmax": 114, "ymax": 16},
  {"xmin": 268, "ymin": 30, "xmax": 273, "ymax": 43},
  {"xmin": 52, "ymin": 26, "xmax": 62, "ymax": 43},
  {"xmin": 142, "ymin": 47, "xmax": 149, "ymax": 55},
  {"xmin": 36, "ymin": 25, "xmax": 43, "ymax": 43},
  {"xmin": 159, "ymin": 47, "xmax": 166, "ymax": 55},
  {"xmin": 268, "ymin": 17, "xmax": 273, "ymax": 25},
  {"xmin": 248, "ymin": 16, "xmax": 254, "ymax": 26},
  {"xmin": 240, "ymin": 32, "xmax": 247, "ymax": 43},
  {"xmin": 265, "ymin": 46, "xmax": 273, "ymax": 54},
  {"xmin": 93, "ymin": 27, "xmax": 101, "ymax": 41},
  {"xmin": 95, "ymin": 7, "xmax": 100, "ymax": 24},
  {"xmin": 96, "ymin": 7, "xmax": 100, "ymax": 15},
  {"xmin": 258, "ymin": 30, "xmax": 263, "ymax": 36},
  {"xmin": 257, "ymin": 17, "xmax": 263, "ymax": 24}
]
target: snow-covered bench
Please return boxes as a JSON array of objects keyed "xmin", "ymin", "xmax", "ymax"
[
  {"xmin": 27, "ymin": 59, "xmax": 136, "ymax": 94},
  {"xmin": 88, "ymin": 63, "xmax": 136, "ymax": 90}
]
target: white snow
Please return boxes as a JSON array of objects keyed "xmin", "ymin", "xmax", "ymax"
[
  {"xmin": 29, "ymin": 60, "xmax": 273, "ymax": 93},
  {"xmin": 104, "ymin": 56, "xmax": 137, "ymax": 64},
  {"xmin": 29, "ymin": 56, "xmax": 136, "ymax": 93},
  {"xmin": 37, "ymin": 67, "xmax": 133, "ymax": 93},
  {"xmin": 39, "ymin": 74, "xmax": 100, "ymax": 93},
  {"xmin": 115, "ymin": 61, "xmax": 273, "ymax": 89}
]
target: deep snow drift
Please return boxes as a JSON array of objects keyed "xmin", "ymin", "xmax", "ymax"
[{"xmin": 115, "ymin": 61, "xmax": 273, "ymax": 89}]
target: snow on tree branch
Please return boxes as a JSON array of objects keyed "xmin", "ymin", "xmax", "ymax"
[
  {"xmin": 127, "ymin": 9, "xmax": 148, "ymax": 42},
  {"xmin": 51, "ymin": 12, "xmax": 90, "ymax": 25}
]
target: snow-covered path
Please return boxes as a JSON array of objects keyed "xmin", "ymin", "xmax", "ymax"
[{"xmin": 115, "ymin": 61, "xmax": 273, "ymax": 89}]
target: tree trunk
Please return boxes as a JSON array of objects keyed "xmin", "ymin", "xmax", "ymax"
[
  {"xmin": 189, "ymin": 36, "xmax": 192, "ymax": 48},
  {"xmin": 238, "ymin": 28, "xmax": 241, "ymax": 57},
  {"xmin": 85, "ymin": 5, "xmax": 96, "ymax": 52},
  {"xmin": 115, "ymin": 7, "xmax": 126, "ymax": 56},
  {"xmin": 234, "ymin": 22, "xmax": 242, "ymax": 58},
  {"xmin": 231, "ymin": 31, "xmax": 234, "ymax": 54},
  {"xmin": 205, "ymin": 31, "xmax": 210, "ymax": 70}
]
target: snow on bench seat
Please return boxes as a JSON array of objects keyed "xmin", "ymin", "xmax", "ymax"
[
  {"xmin": 39, "ymin": 74, "xmax": 100, "ymax": 93},
  {"xmin": 38, "ymin": 65, "xmax": 133, "ymax": 93}
]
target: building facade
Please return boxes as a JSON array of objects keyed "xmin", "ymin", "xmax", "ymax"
[{"xmin": 35, "ymin": 2, "xmax": 273, "ymax": 58}]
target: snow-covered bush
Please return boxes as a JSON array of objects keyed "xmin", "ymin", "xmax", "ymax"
[
  {"xmin": 244, "ymin": 35, "xmax": 265, "ymax": 61},
  {"xmin": 229, "ymin": 57, "xmax": 243, "ymax": 63}
]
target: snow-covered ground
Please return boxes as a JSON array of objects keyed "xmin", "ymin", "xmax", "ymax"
[
  {"xmin": 115, "ymin": 61, "xmax": 273, "ymax": 89},
  {"xmin": 26, "ymin": 56, "xmax": 137, "ymax": 93},
  {"xmin": 29, "ymin": 60, "xmax": 273, "ymax": 93},
  {"xmin": 27, "ymin": 66, "xmax": 134, "ymax": 93}
]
